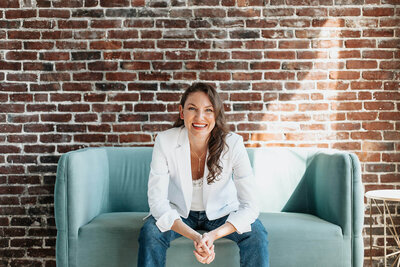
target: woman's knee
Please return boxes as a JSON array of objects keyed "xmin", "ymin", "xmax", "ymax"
[
  {"xmin": 249, "ymin": 219, "xmax": 269, "ymax": 245},
  {"xmin": 139, "ymin": 217, "xmax": 165, "ymax": 245}
]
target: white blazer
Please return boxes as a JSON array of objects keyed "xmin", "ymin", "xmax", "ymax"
[{"xmin": 147, "ymin": 127, "xmax": 259, "ymax": 234}]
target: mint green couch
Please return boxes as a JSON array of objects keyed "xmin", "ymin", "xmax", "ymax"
[{"xmin": 55, "ymin": 147, "xmax": 364, "ymax": 267}]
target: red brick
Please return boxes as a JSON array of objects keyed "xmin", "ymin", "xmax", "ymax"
[
  {"xmin": 6, "ymin": 52, "xmax": 37, "ymax": 60},
  {"xmin": 6, "ymin": 9, "xmax": 36, "ymax": 19},
  {"xmin": 365, "ymin": 164, "xmax": 395, "ymax": 173},
  {"xmin": 347, "ymin": 112, "xmax": 377, "ymax": 121},
  {"xmin": 233, "ymin": 72, "xmax": 262, "ymax": 80},
  {"xmin": 134, "ymin": 103, "xmax": 166, "ymax": 112},
  {"xmin": 100, "ymin": 0, "xmax": 129, "ymax": 7},
  {"xmin": 74, "ymin": 134, "xmax": 106, "ymax": 143},
  {"xmin": 380, "ymin": 61, "xmax": 400, "ymax": 70},
  {"xmin": 382, "ymin": 153, "xmax": 400, "ymax": 162},
  {"xmin": 92, "ymin": 104, "xmax": 123, "ymax": 112},
  {"xmin": 379, "ymin": 112, "xmax": 400, "ymax": 120},
  {"xmin": 331, "ymin": 123, "xmax": 361, "ymax": 131},
  {"xmin": 330, "ymin": 50, "xmax": 361, "ymax": 59},
  {"xmin": 98, "ymin": 52, "xmax": 128, "ymax": 60},
  {"xmin": 7, "ymin": 74, "xmax": 37, "ymax": 82},
  {"xmin": 139, "ymin": 72, "xmax": 171, "ymax": 81},
  {"xmin": 120, "ymin": 134, "xmax": 152, "ymax": 143},
  {"xmin": 112, "ymin": 124, "xmax": 141, "ymax": 132},
  {"xmin": 363, "ymin": 29, "xmax": 394, "ymax": 38},
  {"xmin": 312, "ymin": 19, "xmax": 345, "ymax": 27},
  {"xmin": 332, "ymin": 142, "xmax": 361, "ymax": 151},
  {"xmin": 246, "ymin": 19, "xmax": 278, "ymax": 28},
  {"xmin": 365, "ymin": 102, "xmax": 394, "ymax": 111},
  {"xmin": 351, "ymin": 131, "xmax": 382, "ymax": 140},
  {"xmin": 232, "ymin": 51, "xmax": 262, "ymax": 59},
  {"xmin": 107, "ymin": 93, "xmax": 139, "ymax": 102},
  {"xmin": 90, "ymin": 41, "xmax": 122, "ymax": 50},
  {"xmin": 297, "ymin": 51, "xmax": 328, "ymax": 59},
  {"xmin": 329, "ymin": 8, "xmax": 361, "ymax": 16},
  {"xmin": 39, "ymin": 9, "xmax": 70, "ymax": 18},
  {"xmin": 363, "ymin": 7, "xmax": 394, "ymax": 16},
  {"xmin": 173, "ymin": 72, "xmax": 197, "ymax": 80},
  {"xmin": 329, "ymin": 71, "xmax": 360, "ymax": 80},
  {"xmin": 381, "ymin": 174, "xmax": 400, "ymax": 183},
  {"xmin": 345, "ymin": 40, "xmax": 376, "ymax": 48},
  {"xmin": 362, "ymin": 122, "xmax": 394, "ymax": 130},
  {"xmin": 199, "ymin": 72, "xmax": 230, "ymax": 81},
  {"xmin": 251, "ymin": 62, "xmax": 280, "ymax": 70},
  {"xmin": 299, "ymin": 103, "xmax": 329, "ymax": 112},
  {"xmin": 297, "ymin": 71, "xmax": 327, "ymax": 80},
  {"xmin": 0, "ymin": 0, "xmax": 19, "ymax": 7},
  {"xmin": 363, "ymin": 71, "xmax": 393, "ymax": 80},
  {"xmin": 347, "ymin": 60, "xmax": 377, "ymax": 69},
  {"xmin": 105, "ymin": 72, "xmax": 137, "ymax": 81},
  {"xmin": 133, "ymin": 52, "xmax": 163, "ymax": 60},
  {"xmin": 166, "ymin": 51, "xmax": 196, "ymax": 60},
  {"xmin": 194, "ymin": 9, "xmax": 226, "ymax": 18},
  {"xmin": 351, "ymin": 81, "xmax": 382, "ymax": 90},
  {"xmin": 279, "ymin": 40, "xmax": 309, "ymax": 49},
  {"xmin": 266, "ymin": 51, "xmax": 296, "ymax": 59}
]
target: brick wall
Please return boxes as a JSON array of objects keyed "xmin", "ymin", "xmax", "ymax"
[{"xmin": 0, "ymin": 0, "xmax": 399, "ymax": 266}]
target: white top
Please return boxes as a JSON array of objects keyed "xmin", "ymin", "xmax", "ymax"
[
  {"xmin": 190, "ymin": 178, "xmax": 205, "ymax": 211},
  {"xmin": 365, "ymin": 190, "xmax": 400, "ymax": 202}
]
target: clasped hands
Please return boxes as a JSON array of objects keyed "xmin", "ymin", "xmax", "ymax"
[{"xmin": 193, "ymin": 232, "xmax": 216, "ymax": 264}]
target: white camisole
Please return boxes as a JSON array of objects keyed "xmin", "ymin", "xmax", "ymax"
[{"xmin": 190, "ymin": 178, "xmax": 205, "ymax": 211}]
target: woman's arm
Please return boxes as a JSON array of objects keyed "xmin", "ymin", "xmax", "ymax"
[
  {"xmin": 171, "ymin": 218, "xmax": 202, "ymax": 242},
  {"xmin": 225, "ymin": 135, "xmax": 259, "ymax": 234},
  {"xmin": 171, "ymin": 219, "xmax": 215, "ymax": 264}
]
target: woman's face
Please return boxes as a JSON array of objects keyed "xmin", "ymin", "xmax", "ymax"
[{"xmin": 179, "ymin": 91, "xmax": 216, "ymax": 140}]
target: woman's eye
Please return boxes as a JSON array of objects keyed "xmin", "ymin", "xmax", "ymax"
[
  {"xmin": 206, "ymin": 109, "xmax": 213, "ymax": 112},
  {"xmin": 188, "ymin": 107, "xmax": 195, "ymax": 111}
]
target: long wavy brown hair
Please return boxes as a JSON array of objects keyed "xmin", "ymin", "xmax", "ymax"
[{"xmin": 173, "ymin": 82, "xmax": 229, "ymax": 184}]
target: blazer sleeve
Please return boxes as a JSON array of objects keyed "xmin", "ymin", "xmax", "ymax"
[
  {"xmin": 147, "ymin": 134, "xmax": 180, "ymax": 232},
  {"xmin": 226, "ymin": 136, "xmax": 259, "ymax": 234}
]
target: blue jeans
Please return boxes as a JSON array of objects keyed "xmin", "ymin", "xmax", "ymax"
[{"xmin": 138, "ymin": 211, "xmax": 269, "ymax": 267}]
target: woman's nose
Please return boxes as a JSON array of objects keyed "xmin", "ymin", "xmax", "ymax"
[{"xmin": 196, "ymin": 110, "xmax": 205, "ymax": 119}]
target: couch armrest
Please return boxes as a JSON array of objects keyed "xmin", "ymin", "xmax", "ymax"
[
  {"xmin": 283, "ymin": 151, "xmax": 364, "ymax": 266},
  {"xmin": 55, "ymin": 148, "xmax": 110, "ymax": 267},
  {"xmin": 308, "ymin": 152, "xmax": 363, "ymax": 237}
]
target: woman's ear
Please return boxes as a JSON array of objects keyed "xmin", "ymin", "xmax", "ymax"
[{"xmin": 179, "ymin": 105, "xmax": 184, "ymax": 119}]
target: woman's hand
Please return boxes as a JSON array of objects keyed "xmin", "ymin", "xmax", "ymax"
[
  {"xmin": 193, "ymin": 232, "xmax": 216, "ymax": 264},
  {"xmin": 193, "ymin": 244, "xmax": 215, "ymax": 264}
]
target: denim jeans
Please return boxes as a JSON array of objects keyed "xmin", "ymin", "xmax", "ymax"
[{"xmin": 138, "ymin": 211, "xmax": 269, "ymax": 267}]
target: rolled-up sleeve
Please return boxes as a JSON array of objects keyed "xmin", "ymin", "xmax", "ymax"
[
  {"xmin": 226, "ymin": 136, "xmax": 259, "ymax": 234},
  {"xmin": 147, "ymin": 135, "xmax": 180, "ymax": 232}
]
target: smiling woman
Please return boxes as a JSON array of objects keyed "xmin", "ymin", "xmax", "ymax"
[{"xmin": 137, "ymin": 82, "xmax": 269, "ymax": 267}]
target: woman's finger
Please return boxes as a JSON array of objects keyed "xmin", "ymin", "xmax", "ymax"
[
  {"xmin": 199, "ymin": 240, "xmax": 211, "ymax": 255},
  {"xmin": 206, "ymin": 253, "xmax": 215, "ymax": 264},
  {"xmin": 193, "ymin": 250, "xmax": 207, "ymax": 264}
]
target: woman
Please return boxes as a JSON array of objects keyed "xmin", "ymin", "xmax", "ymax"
[{"xmin": 138, "ymin": 82, "xmax": 269, "ymax": 266}]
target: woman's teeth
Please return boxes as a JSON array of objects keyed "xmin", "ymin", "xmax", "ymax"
[{"xmin": 193, "ymin": 123, "xmax": 206, "ymax": 128}]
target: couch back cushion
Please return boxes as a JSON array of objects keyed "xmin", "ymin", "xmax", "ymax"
[
  {"xmin": 106, "ymin": 147, "xmax": 153, "ymax": 212},
  {"xmin": 247, "ymin": 148, "xmax": 317, "ymax": 212},
  {"xmin": 104, "ymin": 147, "xmax": 321, "ymax": 213}
]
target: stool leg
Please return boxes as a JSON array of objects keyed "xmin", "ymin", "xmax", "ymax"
[
  {"xmin": 385, "ymin": 200, "xmax": 387, "ymax": 266},
  {"xmin": 370, "ymin": 198, "xmax": 372, "ymax": 267}
]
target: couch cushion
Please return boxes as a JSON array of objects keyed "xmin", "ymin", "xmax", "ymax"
[{"xmin": 78, "ymin": 212, "xmax": 344, "ymax": 267}]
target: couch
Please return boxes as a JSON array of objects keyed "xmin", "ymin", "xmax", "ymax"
[{"xmin": 55, "ymin": 146, "xmax": 364, "ymax": 267}]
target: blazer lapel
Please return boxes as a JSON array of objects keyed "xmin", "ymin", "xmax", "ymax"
[
  {"xmin": 202, "ymin": 151, "xmax": 211, "ymax": 209},
  {"xmin": 175, "ymin": 127, "xmax": 192, "ymax": 213}
]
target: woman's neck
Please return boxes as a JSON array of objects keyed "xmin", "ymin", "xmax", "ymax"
[{"xmin": 188, "ymin": 134, "xmax": 209, "ymax": 154}]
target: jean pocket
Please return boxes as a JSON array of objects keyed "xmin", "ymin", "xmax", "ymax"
[{"xmin": 142, "ymin": 213, "xmax": 151, "ymax": 221}]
